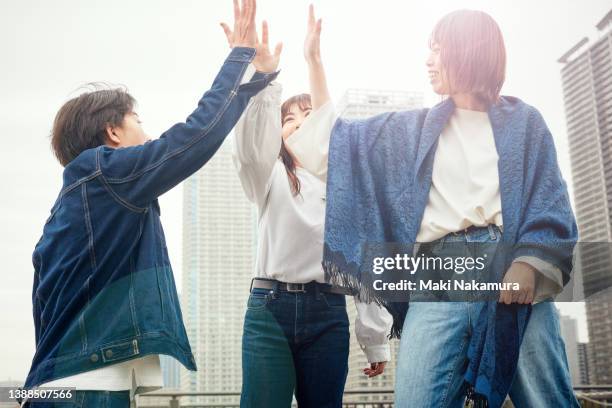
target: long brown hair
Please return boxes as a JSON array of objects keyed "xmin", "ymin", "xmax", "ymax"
[
  {"xmin": 280, "ymin": 93, "xmax": 312, "ymax": 196},
  {"xmin": 430, "ymin": 10, "xmax": 506, "ymax": 107}
]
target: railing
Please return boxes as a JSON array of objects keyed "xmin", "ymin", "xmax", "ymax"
[
  {"xmin": 574, "ymin": 385, "xmax": 612, "ymax": 408},
  {"xmin": 138, "ymin": 386, "xmax": 612, "ymax": 408}
]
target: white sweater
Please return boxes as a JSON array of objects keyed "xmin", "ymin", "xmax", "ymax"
[{"xmin": 232, "ymin": 82, "xmax": 392, "ymax": 363}]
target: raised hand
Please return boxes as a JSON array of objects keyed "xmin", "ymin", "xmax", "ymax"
[
  {"xmin": 221, "ymin": 0, "xmax": 282, "ymax": 73},
  {"xmin": 303, "ymin": 4, "xmax": 330, "ymax": 110},
  {"xmin": 304, "ymin": 4, "xmax": 322, "ymax": 64},
  {"xmin": 253, "ymin": 20, "xmax": 283, "ymax": 73},
  {"xmin": 220, "ymin": 0, "xmax": 257, "ymax": 49}
]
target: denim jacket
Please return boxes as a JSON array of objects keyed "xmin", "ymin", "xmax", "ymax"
[{"xmin": 24, "ymin": 47, "xmax": 278, "ymax": 388}]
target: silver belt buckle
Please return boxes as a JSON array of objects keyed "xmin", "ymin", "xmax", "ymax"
[{"xmin": 286, "ymin": 283, "xmax": 306, "ymax": 293}]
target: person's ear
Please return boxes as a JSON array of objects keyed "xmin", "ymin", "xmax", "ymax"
[{"xmin": 105, "ymin": 124, "xmax": 122, "ymax": 147}]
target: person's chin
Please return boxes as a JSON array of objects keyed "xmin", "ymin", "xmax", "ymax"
[{"xmin": 431, "ymin": 86, "xmax": 446, "ymax": 96}]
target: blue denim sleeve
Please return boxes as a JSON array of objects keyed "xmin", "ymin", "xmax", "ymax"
[{"xmin": 96, "ymin": 47, "xmax": 279, "ymax": 210}]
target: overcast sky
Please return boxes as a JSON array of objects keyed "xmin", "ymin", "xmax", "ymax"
[{"xmin": 1, "ymin": 0, "xmax": 609, "ymax": 381}]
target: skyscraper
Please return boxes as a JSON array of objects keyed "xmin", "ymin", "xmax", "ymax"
[
  {"xmin": 559, "ymin": 312, "xmax": 581, "ymax": 386},
  {"xmin": 160, "ymin": 354, "xmax": 181, "ymax": 390},
  {"xmin": 558, "ymin": 9, "xmax": 612, "ymax": 384},
  {"xmin": 181, "ymin": 139, "xmax": 256, "ymax": 405},
  {"xmin": 337, "ymin": 88, "xmax": 423, "ymax": 404},
  {"xmin": 577, "ymin": 342, "xmax": 592, "ymax": 385}
]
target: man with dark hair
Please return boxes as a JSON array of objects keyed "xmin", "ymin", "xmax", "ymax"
[{"xmin": 21, "ymin": 1, "xmax": 281, "ymax": 406}]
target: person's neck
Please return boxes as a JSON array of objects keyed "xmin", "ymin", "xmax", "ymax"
[{"xmin": 451, "ymin": 93, "xmax": 487, "ymax": 112}]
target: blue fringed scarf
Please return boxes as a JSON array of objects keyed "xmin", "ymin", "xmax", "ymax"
[{"xmin": 322, "ymin": 96, "xmax": 578, "ymax": 407}]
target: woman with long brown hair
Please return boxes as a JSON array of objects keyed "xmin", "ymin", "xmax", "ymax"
[{"xmin": 229, "ymin": 5, "xmax": 391, "ymax": 407}]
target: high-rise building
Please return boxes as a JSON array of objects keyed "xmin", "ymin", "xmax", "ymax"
[
  {"xmin": 180, "ymin": 140, "xmax": 256, "ymax": 405},
  {"xmin": 337, "ymin": 88, "xmax": 423, "ymax": 404},
  {"xmin": 160, "ymin": 354, "xmax": 181, "ymax": 389},
  {"xmin": 559, "ymin": 312, "xmax": 581, "ymax": 386},
  {"xmin": 577, "ymin": 342, "xmax": 591, "ymax": 385},
  {"xmin": 558, "ymin": 9, "xmax": 612, "ymax": 384}
]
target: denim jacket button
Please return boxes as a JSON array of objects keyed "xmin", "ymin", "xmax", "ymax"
[
  {"xmin": 90, "ymin": 353, "xmax": 99, "ymax": 363},
  {"xmin": 105, "ymin": 349, "xmax": 113, "ymax": 359}
]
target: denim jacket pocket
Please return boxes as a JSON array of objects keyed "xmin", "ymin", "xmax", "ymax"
[{"xmin": 101, "ymin": 339, "xmax": 140, "ymax": 363}]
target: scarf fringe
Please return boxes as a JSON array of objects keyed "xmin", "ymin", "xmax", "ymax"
[
  {"xmin": 323, "ymin": 251, "xmax": 491, "ymax": 407},
  {"xmin": 322, "ymin": 257, "xmax": 407, "ymax": 340}
]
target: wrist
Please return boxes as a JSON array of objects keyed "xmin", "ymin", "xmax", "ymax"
[
  {"xmin": 514, "ymin": 260, "xmax": 537, "ymax": 274},
  {"xmin": 306, "ymin": 55, "xmax": 323, "ymax": 66},
  {"xmin": 232, "ymin": 44, "xmax": 256, "ymax": 51},
  {"xmin": 226, "ymin": 47, "xmax": 257, "ymax": 64},
  {"xmin": 253, "ymin": 65, "xmax": 277, "ymax": 74}
]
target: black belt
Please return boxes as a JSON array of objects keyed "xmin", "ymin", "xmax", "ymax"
[
  {"xmin": 450, "ymin": 224, "xmax": 499, "ymax": 235},
  {"xmin": 250, "ymin": 278, "xmax": 354, "ymax": 295}
]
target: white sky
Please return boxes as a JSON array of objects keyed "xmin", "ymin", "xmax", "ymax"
[{"xmin": 1, "ymin": 0, "xmax": 609, "ymax": 381}]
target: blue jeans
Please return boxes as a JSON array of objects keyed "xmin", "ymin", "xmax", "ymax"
[
  {"xmin": 394, "ymin": 225, "xmax": 579, "ymax": 408},
  {"xmin": 25, "ymin": 390, "xmax": 130, "ymax": 407},
  {"xmin": 240, "ymin": 285, "xmax": 350, "ymax": 408}
]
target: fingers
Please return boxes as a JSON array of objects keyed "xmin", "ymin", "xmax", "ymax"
[
  {"xmin": 518, "ymin": 287, "xmax": 534, "ymax": 304},
  {"xmin": 498, "ymin": 287, "xmax": 533, "ymax": 304},
  {"xmin": 232, "ymin": 0, "xmax": 257, "ymax": 48},
  {"xmin": 220, "ymin": 22, "xmax": 233, "ymax": 46},
  {"xmin": 233, "ymin": 0, "xmax": 240, "ymax": 24},
  {"xmin": 363, "ymin": 362, "xmax": 386, "ymax": 377},
  {"xmin": 261, "ymin": 20, "xmax": 269, "ymax": 47},
  {"xmin": 240, "ymin": 0, "xmax": 253, "ymax": 27},
  {"xmin": 251, "ymin": 0, "xmax": 257, "ymax": 25},
  {"xmin": 274, "ymin": 42, "xmax": 283, "ymax": 57},
  {"xmin": 498, "ymin": 289, "xmax": 511, "ymax": 304},
  {"xmin": 308, "ymin": 4, "xmax": 315, "ymax": 28},
  {"xmin": 316, "ymin": 18, "xmax": 322, "ymax": 35},
  {"xmin": 242, "ymin": 0, "xmax": 255, "ymax": 27}
]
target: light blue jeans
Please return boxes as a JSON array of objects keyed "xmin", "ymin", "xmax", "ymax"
[{"xmin": 394, "ymin": 225, "xmax": 579, "ymax": 408}]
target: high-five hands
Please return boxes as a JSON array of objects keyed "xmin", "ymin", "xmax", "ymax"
[
  {"xmin": 302, "ymin": 4, "xmax": 330, "ymax": 110},
  {"xmin": 221, "ymin": 0, "xmax": 282, "ymax": 73},
  {"xmin": 220, "ymin": 0, "xmax": 257, "ymax": 49},
  {"xmin": 304, "ymin": 4, "xmax": 322, "ymax": 64}
]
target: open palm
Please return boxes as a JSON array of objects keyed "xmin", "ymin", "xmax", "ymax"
[
  {"xmin": 221, "ymin": 15, "xmax": 282, "ymax": 73},
  {"xmin": 253, "ymin": 21, "xmax": 282, "ymax": 73},
  {"xmin": 304, "ymin": 4, "xmax": 322, "ymax": 63}
]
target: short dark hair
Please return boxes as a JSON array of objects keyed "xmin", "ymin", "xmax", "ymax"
[
  {"xmin": 430, "ymin": 9, "xmax": 506, "ymax": 106},
  {"xmin": 51, "ymin": 84, "xmax": 135, "ymax": 166}
]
